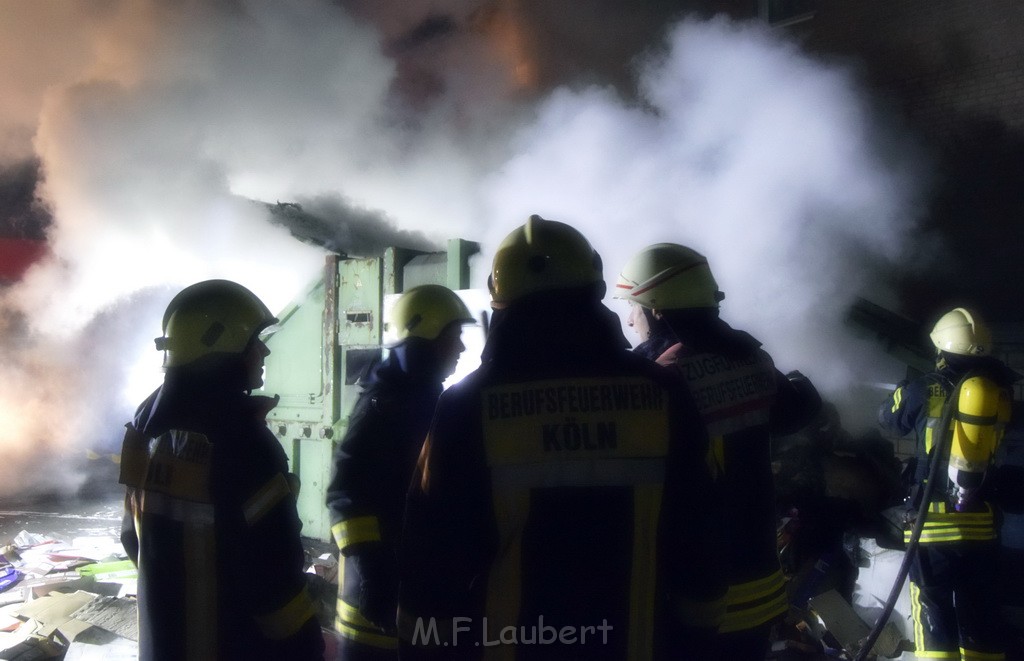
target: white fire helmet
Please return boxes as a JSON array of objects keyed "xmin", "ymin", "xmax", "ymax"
[
  {"xmin": 614, "ymin": 243, "xmax": 723, "ymax": 310},
  {"xmin": 930, "ymin": 307, "xmax": 991, "ymax": 356}
]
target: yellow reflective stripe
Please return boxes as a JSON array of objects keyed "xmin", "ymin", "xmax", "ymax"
[
  {"xmin": 719, "ymin": 591, "xmax": 788, "ymax": 633},
  {"xmin": 919, "ymin": 518, "xmax": 994, "ymax": 528},
  {"xmin": 921, "ymin": 502, "xmax": 994, "ymax": 519},
  {"xmin": 243, "ymin": 473, "xmax": 290, "ymax": 526},
  {"xmin": 335, "ymin": 598, "xmax": 399, "ymax": 649},
  {"xmin": 905, "ymin": 504, "xmax": 996, "ymax": 543},
  {"xmin": 961, "ymin": 648, "xmax": 1006, "ymax": 661},
  {"xmin": 719, "ymin": 570, "xmax": 787, "ymax": 633},
  {"xmin": 254, "ymin": 586, "xmax": 316, "ymax": 640},
  {"xmin": 910, "ymin": 583, "xmax": 994, "ymax": 658},
  {"xmin": 336, "ymin": 596, "xmax": 376, "ymax": 628},
  {"xmin": 910, "ymin": 529, "xmax": 998, "ymax": 543},
  {"xmin": 909, "ymin": 505, "xmax": 995, "ymax": 548},
  {"xmin": 891, "ymin": 387, "xmax": 903, "ymax": 413},
  {"xmin": 910, "ymin": 582, "xmax": 925, "ymax": 654},
  {"xmin": 918, "ymin": 520, "xmax": 995, "ymax": 531},
  {"xmin": 724, "ymin": 570, "xmax": 786, "ymax": 604},
  {"xmin": 332, "ymin": 516, "xmax": 382, "ymax": 550},
  {"xmin": 336, "ymin": 621, "xmax": 399, "ymax": 649},
  {"xmin": 629, "ymin": 484, "xmax": 662, "ymax": 658}
]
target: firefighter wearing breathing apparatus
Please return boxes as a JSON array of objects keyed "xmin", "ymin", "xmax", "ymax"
[
  {"xmin": 616, "ymin": 243, "xmax": 822, "ymax": 661},
  {"xmin": 397, "ymin": 215, "xmax": 727, "ymax": 660},
  {"xmin": 878, "ymin": 307, "xmax": 1017, "ymax": 660},
  {"xmin": 119, "ymin": 279, "xmax": 324, "ymax": 661},
  {"xmin": 325, "ymin": 284, "xmax": 473, "ymax": 659}
]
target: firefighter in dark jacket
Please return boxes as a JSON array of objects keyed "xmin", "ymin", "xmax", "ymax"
[
  {"xmin": 879, "ymin": 307, "xmax": 1016, "ymax": 661},
  {"xmin": 397, "ymin": 215, "xmax": 728, "ymax": 660},
  {"xmin": 616, "ymin": 243, "xmax": 822, "ymax": 661},
  {"xmin": 325, "ymin": 284, "xmax": 474, "ymax": 658},
  {"xmin": 119, "ymin": 279, "xmax": 323, "ymax": 661}
]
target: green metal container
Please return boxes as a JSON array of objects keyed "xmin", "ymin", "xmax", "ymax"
[{"xmin": 259, "ymin": 239, "xmax": 480, "ymax": 541}]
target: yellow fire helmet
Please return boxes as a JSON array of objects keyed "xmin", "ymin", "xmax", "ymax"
[
  {"xmin": 929, "ymin": 307, "xmax": 992, "ymax": 356},
  {"xmin": 389, "ymin": 284, "xmax": 475, "ymax": 344},
  {"xmin": 614, "ymin": 242, "xmax": 723, "ymax": 310},
  {"xmin": 156, "ymin": 279, "xmax": 277, "ymax": 368},
  {"xmin": 488, "ymin": 214, "xmax": 604, "ymax": 308}
]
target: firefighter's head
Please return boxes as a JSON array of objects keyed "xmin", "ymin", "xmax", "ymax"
[
  {"xmin": 615, "ymin": 243, "xmax": 724, "ymax": 343},
  {"xmin": 614, "ymin": 243, "xmax": 723, "ymax": 312},
  {"xmin": 156, "ymin": 279, "xmax": 277, "ymax": 389},
  {"xmin": 388, "ymin": 284, "xmax": 474, "ymax": 379},
  {"xmin": 488, "ymin": 214, "xmax": 605, "ymax": 309},
  {"xmin": 930, "ymin": 307, "xmax": 991, "ymax": 357}
]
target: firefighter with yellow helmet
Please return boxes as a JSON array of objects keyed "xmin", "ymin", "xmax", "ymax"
[
  {"xmin": 325, "ymin": 284, "xmax": 474, "ymax": 659},
  {"xmin": 119, "ymin": 279, "xmax": 324, "ymax": 661},
  {"xmin": 879, "ymin": 306, "xmax": 1017, "ymax": 660},
  {"xmin": 398, "ymin": 216, "xmax": 727, "ymax": 659},
  {"xmin": 615, "ymin": 243, "xmax": 822, "ymax": 661}
]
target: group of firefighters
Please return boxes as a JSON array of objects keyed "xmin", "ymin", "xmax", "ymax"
[{"xmin": 117, "ymin": 214, "xmax": 1017, "ymax": 660}]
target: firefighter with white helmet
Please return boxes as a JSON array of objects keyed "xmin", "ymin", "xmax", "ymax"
[
  {"xmin": 325, "ymin": 284, "xmax": 474, "ymax": 659},
  {"xmin": 120, "ymin": 279, "xmax": 324, "ymax": 661},
  {"xmin": 398, "ymin": 216, "xmax": 727, "ymax": 659},
  {"xmin": 616, "ymin": 243, "xmax": 821, "ymax": 661},
  {"xmin": 879, "ymin": 306, "xmax": 1017, "ymax": 660}
]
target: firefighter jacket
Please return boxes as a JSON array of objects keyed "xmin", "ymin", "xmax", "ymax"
[
  {"xmin": 397, "ymin": 292, "xmax": 728, "ymax": 661},
  {"xmin": 119, "ymin": 369, "xmax": 323, "ymax": 661},
  {"xmin": 324, "ymin": 349, "xmax": 445, "ymax": 651},
  {"xmin": 654, "ymin": 322, "xmax": 821, "ymax": 635},
  {"xmin": 878, "ymin": 353, "xmax": 1017, "ymax": 545}
]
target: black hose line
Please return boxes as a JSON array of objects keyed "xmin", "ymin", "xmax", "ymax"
[{"xmin": 852, "ymin": 372, "xmax": 972, "ymax": 661}]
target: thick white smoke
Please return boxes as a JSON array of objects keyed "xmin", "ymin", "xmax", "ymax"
[
  {"xmin": 476, "ymin": 17, "xmax": 928, "ymax": 427},
  {"xmin": 0, "ymin": 0, "xmax": 927, "ymax": 496}
]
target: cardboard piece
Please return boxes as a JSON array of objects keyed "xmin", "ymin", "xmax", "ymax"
[
  {"xmin": 808, "ymin": 589, "xmax": 870, "ymax": 653},
  {"xmin": 70, "ymin": 597, "xmax": 138, "ymax": 641},
  {"xmin": 807, "ymin": 588, "xmax": 905, "ymax": 659},
  {"xmin": 14, "ymin": 590, "xmax": 97, "ymax": 638}
]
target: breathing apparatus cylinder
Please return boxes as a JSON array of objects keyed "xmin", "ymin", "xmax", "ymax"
[{"xmin": 947, "ymin": 375, "xmax": 1010, "ymax": 511}]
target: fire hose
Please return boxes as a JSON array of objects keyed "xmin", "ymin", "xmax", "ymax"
[{"xmin": 852, "ymin": 372, "xmax": 971, "ymax": 661}]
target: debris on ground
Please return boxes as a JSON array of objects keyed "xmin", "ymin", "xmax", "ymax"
[{"xmin": 0, "ymin": 529, "xmax": 340, "ymax": 660}]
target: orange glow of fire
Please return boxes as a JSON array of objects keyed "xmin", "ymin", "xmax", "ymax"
[{"xmin": 474, "ymin": 0, "xmax": 542, "ymax": 92}]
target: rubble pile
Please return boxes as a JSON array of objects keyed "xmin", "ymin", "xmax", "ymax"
[
  {"xmin": 0, "ymin": 530, "xmax": 341, "ymax": 660},
  {"xmin": 0, "ymin": 531, "xmax": 138, "ymax": 659}
]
